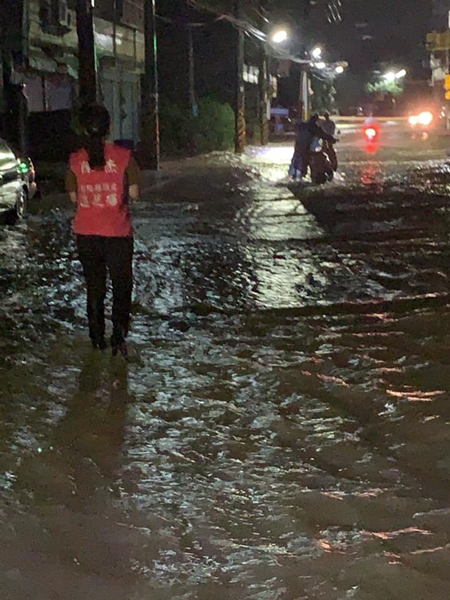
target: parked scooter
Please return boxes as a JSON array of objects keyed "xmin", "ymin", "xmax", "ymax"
[{"xmin": 309, "ymin": 138, "xmax": 335, "ymax": 184}]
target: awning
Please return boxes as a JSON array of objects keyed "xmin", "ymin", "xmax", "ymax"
[
  {"xmin": 56, "ymin": 55, "xmax": 79, "ymax": 79},
  {"xmin": 28, "ymin": 53, "xmax": 57, "ymax": 74},
  {"xmin": 25, "ymin": 51, "xmax": 78, "ymax": 79}
]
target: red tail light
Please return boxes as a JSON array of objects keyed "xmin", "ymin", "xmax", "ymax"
[{"xmin": 364, "ymin": 127, "xmax": 378, "ymax": 141}]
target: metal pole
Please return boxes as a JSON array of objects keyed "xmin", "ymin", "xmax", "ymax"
[
  {"xmin": 187, "ymin": 26, "xmax": 197, "ymax": 116},
  {"xmin": 234, "ymin": 0, "xmax": 246, "ymax": 153},
  {"xmin": 113, "ymin": 0, "xmax": 117, "ymax": 59},
  {"xmin": 141, "ymin": 0, "xmax": 160, "ymax": 170},
  {"xmin": 76, "ymin": 0, "xmax": 97, "ymax": 105},
  {"xmin": 258, "ymin": 45, "xmax": 269, "ymax": 145}
]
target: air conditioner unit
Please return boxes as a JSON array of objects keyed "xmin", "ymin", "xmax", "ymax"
[{"xmin": 59, "ymin": 0, "xmax": 73, "ymax": 29}]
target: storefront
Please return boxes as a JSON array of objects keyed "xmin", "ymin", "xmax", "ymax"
[{"xmin": 100, "ymin": 63, "xmax": 141, "ymax": 144}]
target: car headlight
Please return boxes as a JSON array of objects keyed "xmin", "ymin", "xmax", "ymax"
[{"xmin": 418, "ymin": 112, "xmax": 433, "ymax": 126}]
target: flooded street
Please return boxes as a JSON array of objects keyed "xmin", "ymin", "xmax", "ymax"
[{"xmin": 3, "ymin": 125, "xmax": 450, "ymax": 599}]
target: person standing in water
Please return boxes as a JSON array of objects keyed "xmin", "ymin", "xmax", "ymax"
[{"xmin": 66, "ymin": 104, "xmax": 140, "ymax": 357}]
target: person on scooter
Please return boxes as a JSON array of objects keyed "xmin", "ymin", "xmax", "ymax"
[
  {"xmin": 321, "ymin": 112, "xmax": 336, "ymax": 136},
  {"xmin": 290, "ymin": 121, "xmax": 311, "ymax": 178},
  {"xmin": 66, "ymin": 104, "xmax": 140, "ymax": 357},
  {"xmin": 291, "ymin": 114, "xmax": 335, "ymax": 179},
  {"xmin": 307, "ymin": 113, "xmax": 335, "ymax": 140}
]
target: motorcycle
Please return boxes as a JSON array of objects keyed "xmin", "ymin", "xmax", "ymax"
[
  {"xmin": 364, "ymin": 125, "xmax": 379, "ymax": 142},
  {"xmin": 323, "ymin": 139, "xmax": 338, "ymax": 172},
  {"xmin": 309, "ymin": 138, "xmax": 335, "ymax": 184}
]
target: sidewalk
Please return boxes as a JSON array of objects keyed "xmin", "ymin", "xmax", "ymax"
[{"xmin": 34, "ymin": 150, "xmax": 255, "ymax": 211}]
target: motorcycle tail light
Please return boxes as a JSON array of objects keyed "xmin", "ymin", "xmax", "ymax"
[{"xmin": 364, "ymin": 127, "xmax": 377, "ymax": 140}]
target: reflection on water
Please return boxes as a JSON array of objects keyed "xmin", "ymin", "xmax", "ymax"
[
  {"xmin": 240, "ymin": 246, "xmax": 332, "ymax": 309},
  {"xmin": 2, "ymin": 146, "xmax": 450, "ymax": 598},
  {"xmin": 15, "ymin": 354, "xmax": 130, "ymax": 506},
  {"xmin": 1, "ymin": 352, "xmax": 135, "ymax": 600},
  {"xmin": 360, "ymin": 162, "xmax": 383, "ymax": 187},
  {"xmin": 364, "ymin": 141, "xmax": 380, "ymax": 156},
  {"xmin": 239, "ymin": 197, "xmax": 321, "ymax": 242}
]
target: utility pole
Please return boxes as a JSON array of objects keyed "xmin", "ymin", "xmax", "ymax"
[
  {"xmin": 0, "ymin": 62, "xmax": 4, "ymax": 123},
  {"xmin": 141, "ymin": 0, "xmax": 160, "ymax": 170},
  {"xmin": 234, "ymin": 0, "xmax": 246, "ymax": 154},
  {"xmin": 258, "ymin": 2, "xmax": 269, "ymax": 145},
  {"xmin": 1, "ymin": 0, "xmax": 29, "ymax": 153},
  {"xmin": 258, "ymin": 48, "xmax": 269, "ymax": 145},
  {"xmin": 0, "ymin": 9, "xmax": 5, "ymax": 121},
  {"xmin": 299, "ymin": 69, "xmax": 310, "ymax": 120},
  {"xmin": 76, "ymin": 0, "xmax": 97, "ymax": 105}
]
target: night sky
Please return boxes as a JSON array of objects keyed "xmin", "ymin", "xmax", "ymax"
[{"xmin": 321, "ymin": 0, "xmax": 433, "ymax": 75}]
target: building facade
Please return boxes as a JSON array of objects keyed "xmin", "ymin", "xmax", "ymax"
[
  {"xmin": 428, "ymin": 0, "xmax": 450, "ymax": 98},
  {"xmin": 2, "ymin": 0, "xmax": 145, "ymax": 149},
  {"xmin": 432, "ymin": 0, "xmax": 450, "ymax": 30}
]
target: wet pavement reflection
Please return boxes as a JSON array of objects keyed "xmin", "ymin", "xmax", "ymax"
[{"xmin": 2, "ymin": 137, "xmax": 450, "ymax": 599}]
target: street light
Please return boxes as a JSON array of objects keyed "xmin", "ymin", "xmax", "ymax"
[
  {"xmin": 271, "ymin": 29, "xmax": 288, "ymax": 44},
  {"xmin": 383, "ymin": 71, "xmax": 397, "ymax": 82},
  {"xmin": 311, "ymin": 46, "xmax": 322, "ymax": 60},
  {"xmin": 335, "ymin": 65, "xmax": 345, "ymax": 74},
  {"xmin": 315, "ymin": 62, "xmax": 326, "ymax": 70},
  {"xmin": 383, "ymin": 69, "xmax": 406, "ymax": 82}
]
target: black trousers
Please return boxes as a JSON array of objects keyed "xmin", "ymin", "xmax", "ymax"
[{"xmin": 77, "ymin": 235, "xmax": 134, "ymax": 344}]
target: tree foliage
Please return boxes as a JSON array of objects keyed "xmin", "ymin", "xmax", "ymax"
[
  {"xmin": 160, "ymin": 96, "xmax": 234, "ymax": 155},
  {"xmin": 365, "ymin": 62, "xmax": 406, "ymax": 98},
  {"xmin": 366, "ymin": 80, "xmax": 404, "ymax": 97},
  {"xmin": 311, "ymin": 76, "xmax": 336, "ymax": 113}
]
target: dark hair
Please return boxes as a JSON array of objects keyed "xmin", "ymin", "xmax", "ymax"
[{"xmin": 77, "ymin": 104, "xmax": 111, "ymax": 169}]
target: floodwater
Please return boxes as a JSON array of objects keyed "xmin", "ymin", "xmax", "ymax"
[{"xmin": 2, "ymin": 128, "xmax": 450, "ymax": 599}]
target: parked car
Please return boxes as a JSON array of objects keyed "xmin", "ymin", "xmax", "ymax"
[
  {"xmin": 17, "ymin": 155, "xmax": 38, "ymax": 201},
  {"xmin": 0, "ymin": 138, "xmax": 37, "ymax": 222}
]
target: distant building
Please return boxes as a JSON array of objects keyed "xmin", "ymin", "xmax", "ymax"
[
  {"xmin": 432, "ymin": 0, "xmax": 450, "ymax": 30},
  {"xmin": 1, "ymin": 0, "xmax": 145, "ymax": 153},
  {"xmin": 428, "ymin": 0, "xmax": 450, "ymax": 100}
]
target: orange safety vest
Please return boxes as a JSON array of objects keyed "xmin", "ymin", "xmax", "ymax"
[{"xmin": 70, "ymin": 143, "xmax": 133, "ymax": 237}]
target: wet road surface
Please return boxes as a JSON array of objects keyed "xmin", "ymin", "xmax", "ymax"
[{"xmin": 2, "ymin": 126, "xmax": 450, "ymax": 599}]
